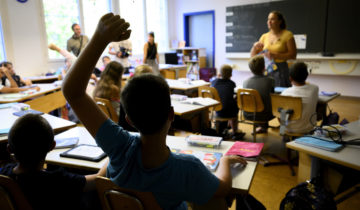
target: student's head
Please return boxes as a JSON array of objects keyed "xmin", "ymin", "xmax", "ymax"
[
  {"xmin": 94, "ymin": 61, "xmax": 124, "ymax": 98},
  {"xmin": 148, "ymin": 32, "xmax": 155, "ymax": 43},
  {"xmin": 8, "ymin": 114, "xmax": 55, "ymax": 167},
  {"xmin": 289, "ymin": 62, "xmax": 308, "ymax": 84},
  {"xmin": 220, "ymin": 64, "xmax": 233, "ymax": 80},
  {"xmin": 71, "ymin": 23, "xmax": 81, "ymax": 36},
  {"xmin": 268, "ymin": 11, "xmax": 286, "ymax": 30},
  {"xmin": 102, "ymin": 56, "xmax": 111, "ymax": 66},
  {"xmin": 0, "ymin": 61, "xmax": 14, "ymax": 75},
  {"xmin": 133, "ymin": 65, "xmax": 153, "ymax": 77},
  {"xmin": 248, "ymin": 55, "xmax": 265, "ymax": 76},
  {"xmin": 121, "ymin": 74, "xmax": 172, "ymax": 135}
]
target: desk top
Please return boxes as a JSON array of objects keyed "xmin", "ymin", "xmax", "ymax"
[
  {"xmin": 0, "ymin": 83, "xmax": 61, "ymax": 103},
  {"xmin": 47, "ymin": 127, "xmax": 257, "ymax": 194},
  {"xmin": 24, "ymin": 75, "xmax": 59, "ymax": 83},
  {"xmin": 0, "ymin": 107, "xmax": 76, "ymax": 143},
  {"xmin": 287, "ymin": 121, "xmax": 360, "ymax": 170},
  {"xmin": 159, "ymin": 64, "xmax": 186, "ymax": 70},
  {"xmin": 172, "ymin": 98, "xmax": 220, "ymax": 116},
  {"xmin": 167, "ymin": 79, "xmax": 210, "ymax": 91}
]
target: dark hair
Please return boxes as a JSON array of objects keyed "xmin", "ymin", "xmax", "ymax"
[
  {"xmin": 0, "ymin": 61, "xmax": 12, "ymax": 68},
  {"xmin": 8, "ymin": 114, "xmax": 54, "ymax": 166},
  {"xmin": 220, "ymin": 65, "xmax": 232, "ymax": 79},
  {"xmin": 102, "ymin": 55, "xmax": 110, "ymax": 62},
  {"xmin": 121, "ymin": 74, "xmax": 171, "ymax": 135},
  {"xmin": 270, "ymin": 11, "xmax": 286, "ymax": 29},
  {"xmin": 71, "ymin": 23, "xmax": 79, "ymax": 31},
  {"xmin": 93, "ymin": 61, "xmax": 124, "ymax": 99},
  {"xmin": 290, "ymin": 62, "xmax": 308, "ymax": 84},
  {"xmin": 148, "ymin": 32, "xmax": 155, "ymax": 38},
  {"xmin": 248, "ymin": 55, "xmax": 265, "ymax": 76}
]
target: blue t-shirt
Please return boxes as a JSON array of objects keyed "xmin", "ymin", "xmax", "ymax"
[{"xmin": 95, "ymin": 119, "xmax": 220, "ymax": 210}]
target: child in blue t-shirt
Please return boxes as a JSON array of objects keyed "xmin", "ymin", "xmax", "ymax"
[{"xmin": 62, "ymin": 13, "xmax": 247, "ymax": 209}]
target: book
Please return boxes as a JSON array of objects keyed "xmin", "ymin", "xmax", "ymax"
[
  {"xmin": 295, "ymin": 137, "xmax": 344, "ymax": 152},
  {"xmin": 60, "ymin": 144, "xmax": 106, "ymax": 162},
  {"xmin": 13, "ymin": 109, "xmax": 44, "ymax": 117},
  {"xmin": 181, "ymin": 97, "xmax": 218, "ymax": 106},
  {"xmin": 55, "ymin": 137, "xmax": 79, "ymax": 149},
  {"xmin": 225, "ymin": 141, "xmax": 264, "ymax": 159},
  {"xmin": 170, "ymin": 94, "xmax": 188, "ymax": 101},
  {"xmin": 171, "ymin": 148, "xmax": 222, "ymax": 171},
  {"xmin": 186, "ymin": 135, "xmax": 222, "ymax": 148}
]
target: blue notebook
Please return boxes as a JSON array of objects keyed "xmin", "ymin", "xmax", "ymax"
[{"xmin": 295, "ymin": 137, "xmax": 344, "ymax": 152}]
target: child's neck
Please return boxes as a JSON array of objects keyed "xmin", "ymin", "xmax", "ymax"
[
  {"xmin": 13, "ymin": 161, "xmax": 45, "ymax": 174},
  {"xmin": 140, "ymin": 129, "xmax": 170, "ymax": 169},
  {"xmin": 292, "ymin": 81, "xmax": 306, "ymax": 86}
]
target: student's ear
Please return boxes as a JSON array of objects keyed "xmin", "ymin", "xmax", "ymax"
[
  {"xmin": 49, "ymin": 141, "xmax": 56, "ymax": 152},
  {"xmin": 168, "ymin": 106, "xmax": 175, "ymax": 122}
]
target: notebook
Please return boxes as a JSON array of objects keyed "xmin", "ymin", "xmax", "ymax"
[
  {"xmin": 225, "ymin": 141, "xmax": 264, "ymax": 160},
  {"xmin": 295, "ymin": 137, "xmax": 344, "ymax": 152},
  {"xmin": 60, "ymin": 144, "xmax": 106, "ymax": 162}
]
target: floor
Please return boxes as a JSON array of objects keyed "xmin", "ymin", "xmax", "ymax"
[{"xmin": 177, "ymin": 96, "xmax": 360, "ymax": 210}]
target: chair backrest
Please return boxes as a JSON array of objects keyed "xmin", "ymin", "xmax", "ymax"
[
  {"xmin": 95, "ymin": 176, "xmax": 162, "ymax": 210},
  {"xmin": 0, "ymin": 175, "xmax": 32, "ymax": 210},
  {"xmin": 236, "ymin": 88, "xmax": 264, "ymax": 113},
  {"xmin": 94, "ymin": 97, "xmax": 118, "ymax": 122},
  {"xmin": 198, "ymin": 86, "xmax": 222, "ymax": 111},
  {"xmin": 271, "ymin": 94, "xmax": 302, "ymax": 121}
]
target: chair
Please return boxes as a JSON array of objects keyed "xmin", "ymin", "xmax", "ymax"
[
  {"xmin": 95, "ymin": 176, "xmax": 162, "ymax": 210},
  {"xmin": 198, "ymin": 86, "xmax": 237, "ymax": 135},
  {"xmin": 265, "ymin": 94, "xmax": 303, "ymax": 175},
  {"xmin": 0, "ymin": 175, "xmax": 32, "ymax": 210},
  {"xmin": 94, "ymin": 97, "xmax": 118, "ymax": 122},
  {"xmin": 237, "ymin": 88, "xmax": 268, "ymax": 142}
]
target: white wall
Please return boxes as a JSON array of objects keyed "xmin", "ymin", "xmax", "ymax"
[{"xmin": 168, "ymin": 0, "xmax": 360, "ymax": 97}]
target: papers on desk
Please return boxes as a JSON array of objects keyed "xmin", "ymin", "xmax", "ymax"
[
  {"xmin": 320, "ymin": 91, "xmax": 338, "ymax": 96},
  {"xmin": 171, "ymin": 148, "xmax": 222, "ymax": 172},
  {"xmin": 295, "ymin": 136, "xmax": 344, "ymax": 152},
  {"xmin": 186, "ymin": 135, "xmax": 222, "ymax": 148},
  {"xmin": 181, "ymin": 97, "xmax": 218, "ymax": 106},
  {"xmin": 170, "ymin": 94, "xmax": 188, "ymax": 101}
]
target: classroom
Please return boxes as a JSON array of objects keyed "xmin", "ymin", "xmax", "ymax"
[{"xmin": 0, "ymin": 0, "xmax": 359, "ymax": 209}]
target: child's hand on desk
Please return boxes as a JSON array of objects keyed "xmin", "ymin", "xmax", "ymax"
[
  {"xmin": 221, "ymin": 155, "xmax": 247, "ymax": 166},
  {"xmin": 94, "ymin": 13, "xmax": 131, "ymax": 44},
  {"xmin": 31, "ymin": 86, "xmax": 40, "ymax": 91}
]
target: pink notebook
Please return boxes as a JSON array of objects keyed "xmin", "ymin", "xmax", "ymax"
[{"xmin": 225, "ymin": 141, "xmax": 264, "ymax": 157}]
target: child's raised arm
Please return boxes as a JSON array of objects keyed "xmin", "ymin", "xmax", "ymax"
[{"xmin": 62, "ymin": 13, "xmax": 131, "ymax": 137}]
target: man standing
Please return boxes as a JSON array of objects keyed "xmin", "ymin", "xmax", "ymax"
[
  {"xmin": 109, "ymin": 39, "xmax": 132, "ymax": 74},
  {"xmin": 67, "ymin": 23, "xmax": 89, "ymax": 56}
]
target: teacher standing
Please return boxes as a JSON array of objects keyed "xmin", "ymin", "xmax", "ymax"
[
  {"xmin": 250, "ymin": 11, "xmax": 297, "ymax": 87},
  {"xmin": 143, "ymin": 32, "xmax": 159, "ymax": 75},
  {"xmin": 67, "ymin": 23, "xmax": 89, "ymax": 56}
]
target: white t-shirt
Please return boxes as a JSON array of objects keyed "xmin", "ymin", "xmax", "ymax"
[
  {"xmin": 281, "ymin": 83, "xmax": 319, "ymax": 133},
  {"xmin": 109, "ymin": 40, "xmax": 132, "ymax": 68},
  {"xmin": 0, "ymin": 83, "xmax": 3, "ymax": 91}
]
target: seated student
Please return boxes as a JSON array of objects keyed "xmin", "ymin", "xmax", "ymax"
[
  {"xmin": 211, "ymin": 65, "xmax": 245, "ymax": 139},
  {"xmin": 0, "ymin": 61, "xmax": 32, "ymax": 87},
  {"xmin": 0, "ymin": 114, "xmax": 107, "ymax": 210},
  {"xmin": 48, "ymin": 43, "xmax": 98, "ymax": 82},
  {"xmin": 62, "ymin": 13, "xmax": 247, "ymax": 209},
  {"xmin": 243, "ymin": 55, "xmax": 275, "ymax": 134},
  {"xmin": 281, "ymin": 62, "xmax": 319, "ymax": 134},
  {"xmin": 100, "ymin": 55, "xmax": 111, "ymax": 71},
  {"xmin": 0, "ymin": 66, "xmax": 40, "ymax": 93},
  {"xmin": 133, "ymin": 64, "xmax": 153, "ymax": 77},
  {"xmin": 93, "ymin": 61, "xmax": 124, "ymax": 116}
]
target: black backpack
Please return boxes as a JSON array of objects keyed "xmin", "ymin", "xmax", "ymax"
[{"xmin": 280, "ymin": 177, "xmax": 337, "ymax": 210}]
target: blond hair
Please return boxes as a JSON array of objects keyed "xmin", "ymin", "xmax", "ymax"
[{"xmin": 134, "ymin": 65, "xmax": 153, "ymax": 77}]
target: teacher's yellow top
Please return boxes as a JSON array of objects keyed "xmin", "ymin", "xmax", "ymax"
[{"xmin": 259, "ymin": 30, "xmax": 294, "ymax": 63}]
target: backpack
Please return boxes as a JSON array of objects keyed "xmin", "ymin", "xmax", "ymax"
[{"xmin": 280, "ymin": 177, "xmax": 337, "ymax": 210}]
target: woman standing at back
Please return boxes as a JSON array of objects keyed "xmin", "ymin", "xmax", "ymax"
[
  {"xmin": 250, "ymin": 11, "xmax": 297, "ymax": 87},
  {"xmin": 143, "ymin": 32, "xmax": 159, "ymax": 75}
]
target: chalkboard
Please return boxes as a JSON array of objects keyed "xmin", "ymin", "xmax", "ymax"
[{"xmin": 226, "ymin": 0, "xmax": 359, "ymax": 54}]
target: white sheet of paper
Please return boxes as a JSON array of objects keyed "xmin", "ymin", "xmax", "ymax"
[{"xmin": 294, "ymin": 34, "xmax": 307, "ymax": 49}]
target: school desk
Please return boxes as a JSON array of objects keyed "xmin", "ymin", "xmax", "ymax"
[
  {"xmin": 286, "ymin": 121, "xmax": 360, "ymax": 184},
  {"xmin": 0, "ymin": 83, "xmax": 65, "ymax": 113},
  {"xmin": 167, "ymin": 79, "xmax": 210, "ymax": 91},
  {"xmin": 24, "ymin": 75, "xmax": 59, "ymax": 84},
  {"xmin": 159, "ymin": 64, "xmax": 187, "ymax": 79},
  {"xmin": 172, "ymin": 97, "xmax": 220, "ymax": 116},
  {"xmin": 47, "ymin": 126, "xmax": 258, "ymax": 194},
  {"xmin": 0, "ymin": 107, "xmax": 76, "ymax": 143}
]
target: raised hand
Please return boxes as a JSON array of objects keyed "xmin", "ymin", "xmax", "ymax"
[{"xmin": 95, "ymin": 13, "xmax": 131, "ymax": 44}]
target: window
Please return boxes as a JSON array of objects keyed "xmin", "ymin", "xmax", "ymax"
[
  {"xmin": 82, "ymin": 0, "xmax": 111, "ymax": 38},
  {"xmin": 145, "ymin": 0, "xmax": 168, "ymax": 52},
  {"xmin": 119, "ymin": 0, "xmax": 146, "ymax": 56},
  {"xmin": 0, "ymin": 15, "xmax": 6, "ymax": 62},
  {"xmin": 43, "ymin": 0, "xmax": 80, "ymax": 59}
]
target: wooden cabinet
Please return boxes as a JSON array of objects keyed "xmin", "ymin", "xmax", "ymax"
[{"xmin": 175, "ymin": 48, "xmax": 206, "ymax": 68}]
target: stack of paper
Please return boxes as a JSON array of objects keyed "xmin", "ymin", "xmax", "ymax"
[{"xmin": 186, "ymin": 135, "xmax": 222, "ymax": 148}]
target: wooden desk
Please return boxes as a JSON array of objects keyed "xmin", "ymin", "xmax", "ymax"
[
  {"xmin": 172, "ymin": 98, "xmax": 220, "ymax": 116},
  {"xmin": 167, "ymin": 79, "xmax": 210, "ymax": 91},
  {"xmin": 286, "ymin": 121, "xmax": 360, "ymax": 183},
  {"xmin": 24, "ymin": 75, "xmax": 59, "ymax": 84},
  {"xmin": 47, "ymin": 127, "xmax": 258, "ymax": 194},
  {"xmin": 159, "ymin": 64, "xmax": 187, "ymax": 79},
  {"xmin": 0, "ymin": 107, "xmax": 76, "ymax": 143},
  {"xmin": 0, "ymin": 83, "xmax": 65, "ymax": 113}
]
